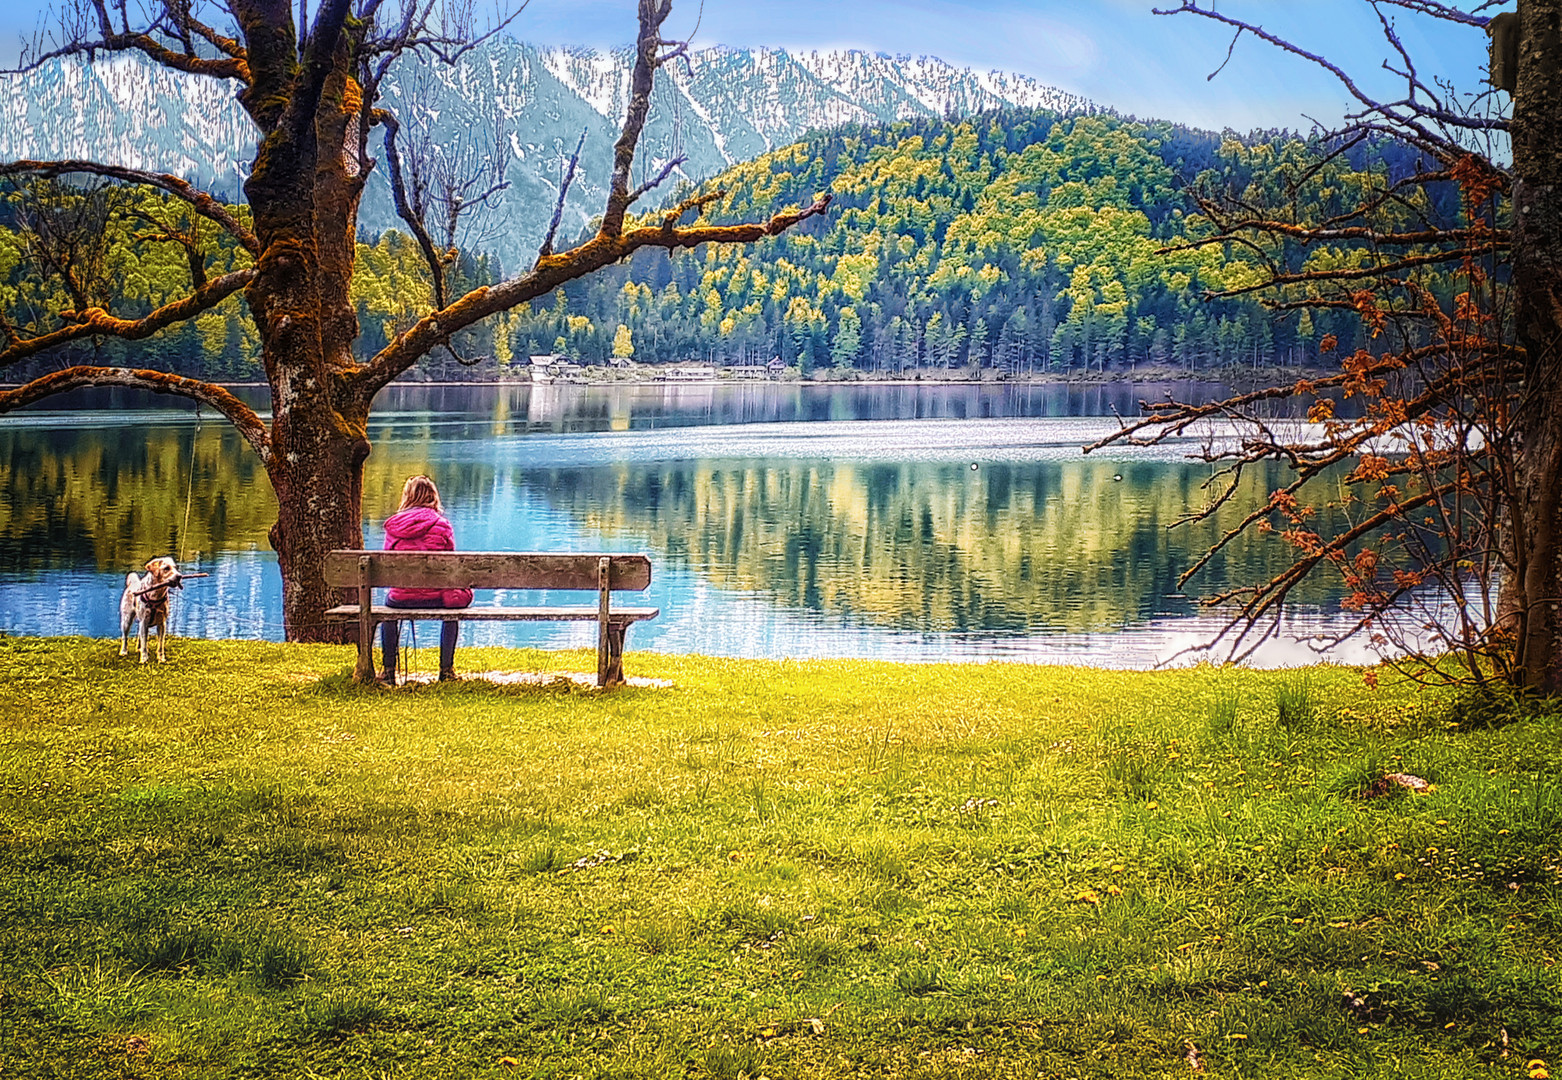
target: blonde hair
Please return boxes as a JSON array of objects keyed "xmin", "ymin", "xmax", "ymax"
[{"xmin": 398, "ymin": 475, "xmax": 443, "ymax": 514}]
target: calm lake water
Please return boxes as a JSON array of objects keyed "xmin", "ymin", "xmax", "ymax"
[{"xmin": 0, "ymin": 380, "xmax": 1376, "ymax": 667}]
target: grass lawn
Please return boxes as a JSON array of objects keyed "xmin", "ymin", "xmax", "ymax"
[{"xmin": 1, "ymin": 635, "xmax": 1559, "ymax": 1078}]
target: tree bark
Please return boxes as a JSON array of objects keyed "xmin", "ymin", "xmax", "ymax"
[
  {"xmin": 1505, "ymin": 0, "xmax": 1562, "ymax": 691},
  {"xmin": 235, "ymin": 14, "xmax": 372, "ymax": 642},
  {"xmin": 266, "ymin": 415, "xmax": 370, "ymax": 641}
]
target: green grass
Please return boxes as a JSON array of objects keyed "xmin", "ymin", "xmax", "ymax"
[{"xmin": 1, "ymin": 635, "xmax": 1560, "ymax": 1078}]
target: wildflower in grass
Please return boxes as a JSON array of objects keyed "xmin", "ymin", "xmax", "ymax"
[{"xmin": 1076, "ymin": 889, "xmax": 1100, "ymax": 905}]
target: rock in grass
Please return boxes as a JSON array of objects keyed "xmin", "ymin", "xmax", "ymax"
[{"xmin": 1358, "ymin": 772, "xmax": 1433, "ymax": 798}]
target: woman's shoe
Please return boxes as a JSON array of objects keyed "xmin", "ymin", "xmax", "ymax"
[
  {"xmin": 376, "ymin": 671, "xmax": 397, "ymax": 687},
  {"xmin": 438, "ymin": 668, "xmax": 458, "ymax": 682}
]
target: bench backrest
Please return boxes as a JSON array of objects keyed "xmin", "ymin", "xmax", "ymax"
[{"xmin": 323, "ymin": 551, "xmax": 652, "ymax": 592}]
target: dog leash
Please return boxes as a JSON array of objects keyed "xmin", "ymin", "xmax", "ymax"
[{"xmin": 180, "ymin": 406, "xmax": 201, "ymax": 564}]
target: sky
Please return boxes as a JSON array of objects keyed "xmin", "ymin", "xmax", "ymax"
[{"xmin": 0, "ymin": 1, "xmax": 1504, "ymax": 133}]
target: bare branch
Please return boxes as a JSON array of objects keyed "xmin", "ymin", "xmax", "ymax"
[
  {"xmin": 1371, "ymin": 0, "xmax": 1493, "ymax": 28},
  {"xmin": 374, "ymin": 107, "xmax": 451, "ymax": 309},
  {"xmin": 601, "ymin": 0, "xmax": 675, "ymax": 238},
  {"xmin": 0, "ymin": 366, "xmax": 271, "ymax": 464},
  {"xmin": 626, "ymin": 154, "xmax": 688, "ymax": 208},
  {"xmin": 4, "ymin": 0, "xmax": 250, "ymax": 82},
  {"xmin": 0, "ymin": 159, "xmax": 260, "ymax": 255},
  {"xmin": 125, "ymin": 205, "xmax": 209, "ymax": 290},
  {"xmin": 538, "ymin": 128, "xmax": 587, "ymax": 261},
  {"xmin": 1207, "ymin": 252, "xmax": 1487, "ymax": 300},
  {"xmin": 1154, "ymin": 1, "xmax": 1508, "ymax": 153},
  {"xmin": 0, "ymin": 267, "xmax": 255, "ymax": 368},
  {"xmin": 358, "ymin": 192, "xmax": 833, "ymax": 397}
]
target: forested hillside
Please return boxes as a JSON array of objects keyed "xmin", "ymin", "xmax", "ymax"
[
  {"xmin": 514, "ymin": 110, "xmax": 1456, "ymax": 375},
  {"xmin": 1, "ymin": 108, "xmax": 1455, "ymax": 382}
]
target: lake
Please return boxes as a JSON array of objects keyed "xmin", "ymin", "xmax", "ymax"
[{"xmin": 0, "ymin": 380, "xmax": 1376, "ymax": 668}]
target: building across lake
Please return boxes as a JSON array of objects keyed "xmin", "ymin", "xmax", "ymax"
[
  {"xmin": 727, "ymin": 357, "xmax": 788, "ymax": 381},
  {"xmin": 529, "ymin": 355, "xmax": 585, "ymax": 383},
  {"xmin": 658, "ymin": 364, "xmax": 720, "ymax": 382}
]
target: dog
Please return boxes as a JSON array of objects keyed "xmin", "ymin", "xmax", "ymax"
[{"xmin": 120, "ymin": 557, "xmax": 184, "ymax": 663}]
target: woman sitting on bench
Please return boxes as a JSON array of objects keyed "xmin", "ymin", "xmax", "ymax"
[{"xmin": 379, "ymin": 475, "xmax": 473, "ymax": 684}]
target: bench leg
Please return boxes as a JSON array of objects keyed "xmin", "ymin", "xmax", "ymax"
[
  {"xmin": 598, "ymin": 621, "xmax": 628, "ymax": 688},
  {"xmin": 355, "ymin": 559, "xmax": 375, "ymax": 684},
  {"xmin": 355, "ymin": 617, "xmax": 377, "ymax": 684}
]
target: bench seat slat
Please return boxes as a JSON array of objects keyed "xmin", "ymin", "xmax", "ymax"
[{"xmin": 325, "ymin": 605, "xmax": 659, "ymax": 623}]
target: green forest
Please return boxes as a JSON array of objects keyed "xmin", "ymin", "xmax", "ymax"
[
  {"xmin": 0, "ymin": 108, "xmax": 1456, "ymax": 382},
  {"xmin": 526, "ymin": 110, "xmax": 1460, "ymax": 376}
]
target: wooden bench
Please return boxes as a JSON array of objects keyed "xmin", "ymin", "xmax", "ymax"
[{"xmin": 322, "ymin": 551, "xmax": 658, "ymax": 687}]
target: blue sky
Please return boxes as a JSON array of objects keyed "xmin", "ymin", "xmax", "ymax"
[{"xmin": 0, "ymin": 1, "xmax": 1502, "ymax": 132}]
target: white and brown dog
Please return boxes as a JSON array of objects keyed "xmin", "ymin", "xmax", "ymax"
[{"xmin": 120, "ymin": 557, "xmax": 184, "ymax": 663}]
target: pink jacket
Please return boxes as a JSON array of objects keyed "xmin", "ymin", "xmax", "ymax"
[{"xmin": 383, "ymin": 506, "xmax": 474, "ymax": 607}]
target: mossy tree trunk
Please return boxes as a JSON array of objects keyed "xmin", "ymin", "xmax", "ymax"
[
  {"xmin": 237, "ymin": 8, "xmax": 373, "ymax": 641},
  {"xmin": 1505, "ymin": 0, "xmax": 1562, "ymax": 691}
]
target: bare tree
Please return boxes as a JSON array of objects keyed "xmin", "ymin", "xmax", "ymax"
[
  {"xmin": 1087, "ymin": 0, "xmax": 1561, "ymax": 693},
  {"xmin": 0, "ymin": 0, "xmax": 831, "ymax": 642}
]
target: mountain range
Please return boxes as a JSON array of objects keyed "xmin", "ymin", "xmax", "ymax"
[{"xmin": 0, "ymin": 41, "xmax": 1094, "ymax": 271}]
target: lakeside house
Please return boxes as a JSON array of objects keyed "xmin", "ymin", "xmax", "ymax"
[
  {"xmin": 727, "ymin": 357, "xmax": 787, "ymax": 381},
  {"xmin": 529, "ymin": 355, "xmax": 585, "ymax": 384},
  {"xmin": 657, "ymin": 364, "xmax": 720, "ymax": 382}
]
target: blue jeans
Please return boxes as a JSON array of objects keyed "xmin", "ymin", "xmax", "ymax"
[{"xmin": 380, "ymin": 597, "xmax": 461, "ymax": 676}]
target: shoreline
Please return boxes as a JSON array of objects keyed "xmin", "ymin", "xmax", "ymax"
[{"xmin": 2, "ymin": 366, "xmax": 1331, "ymax": 393}]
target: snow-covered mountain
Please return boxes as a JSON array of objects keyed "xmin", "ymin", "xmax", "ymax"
[{"xmin": 0, "ymin": 42, "xmax": 1093, "ymax": 271}]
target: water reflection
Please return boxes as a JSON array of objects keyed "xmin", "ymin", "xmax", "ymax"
[
  {"xmin": 523, "ymin": 458, "xmax": 1290, "ymax": 634},
  {"xmin": 0, "ymin": 382, "xmax": 1361, "ymax": 665}
]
